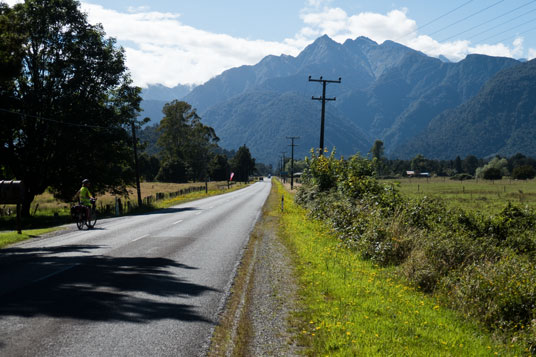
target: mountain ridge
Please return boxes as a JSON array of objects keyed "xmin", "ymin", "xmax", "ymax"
[{"xmin": 139, "ymin": 35, "xmax": 527, "ymax": 164}]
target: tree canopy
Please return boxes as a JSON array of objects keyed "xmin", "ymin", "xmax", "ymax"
[
  {"xmin": 230, "ymin": 145, "xmax": 255, "ymax": 182},
  {"xmin": 0, "ymin": 0, "xmax": 142, "ymax": 215},
  {"xmin": 156, "ymin": 100, "xmax": 219, "ymax": 182}
]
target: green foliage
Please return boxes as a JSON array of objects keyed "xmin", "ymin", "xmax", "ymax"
[
  {"xmin": 296, "ymin": 149, "xmax": 536, "ymax": 349},
  {"xmin": 208, "ymin": 154, "xmax": 230, "ymax": 181},
  {"xmin": 513, "ymin": 164, "xmax": 536, "ymax": 180},
  {"xmin": 230, "ymin": 145, "xmax": 255, "ymax": 182},
  {"xmin": 156, "ymin": 100, "xmax": 219, "ymax": 182},
  {"xmin": 138, "ymin": 153, "xmax": 160, "ymax": 182},
  {"xmin": 279, "ymin": 181, "xmax": 521, "ymax": 355},
  {"xmin": 482, "ymin": 167, "xmax": 502, "ymax": 180},
  {"xmin": 301, "ymin": 150, "xmax": 343, "ymax": 192},
  {"xmin": 0, "ymin": 0, "xmax": 142, "ymax": 215},
  {"xmin": 450, "ymin": 173, "xmax": 473, "ymax": 180}
]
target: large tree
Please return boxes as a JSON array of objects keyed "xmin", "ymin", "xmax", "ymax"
[
  {"xmin": 0, "ymin": 0, "xmax": 142, "ymax": 216},
  {"xmin": 230, "ymin": 145, "xmax": 255, "ymax": 182},
  {"xmin": 156, "ymin": 100, "xmax": 219, "ymax": 182}
]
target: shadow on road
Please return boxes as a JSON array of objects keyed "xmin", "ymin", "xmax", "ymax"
[{"xmin": 0, "ymin": 245, "xmax": 216, "ymax": 323}]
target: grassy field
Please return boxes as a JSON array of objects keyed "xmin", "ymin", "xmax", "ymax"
[
  {"xmin": 275, "ymin": 180, "xmax": 526, "ymax": 355},
  {"xmin": 382, "ymin": 177, "xmax": 536, "ymax": 214}
]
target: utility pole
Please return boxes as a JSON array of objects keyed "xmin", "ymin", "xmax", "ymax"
[
  {"xmin": 131, "ymin": 122, "xmax": 142, "ymax": 207},
  {"xmin": 309, "ymin": 75, "xmax": 341, "ymax": 155},
  {"xmin": 287, "ymin": 136, "xmax": 299, "ymax": 190},
  {"xmin": 280, "ymin": 151, "xmax": 286, "ymax": 182}
]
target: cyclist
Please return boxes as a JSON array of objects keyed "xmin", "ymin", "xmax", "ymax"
[{"xmin": 74, "ymin": 179, "xmax": 95, "ymax": 222}]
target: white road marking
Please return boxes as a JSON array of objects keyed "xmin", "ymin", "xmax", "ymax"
[
  {"xmin": 195, "ymin": 211, "xmax": 202, "ymax": 215},
  {"xmin": 172, "ymin": 220, "xmax": 183, "ymax": 225},
  {"xmin": 132, "ymin": 234, "xmax": 149, "ymax": 242},
  {"xmin": 33, "ymin": 263, "xmax": 80, "ymax": 283}
]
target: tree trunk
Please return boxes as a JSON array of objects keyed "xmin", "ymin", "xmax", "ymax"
[{"xmin": 21, "ymin": 191, "xmax": 35, "ymax": 218}]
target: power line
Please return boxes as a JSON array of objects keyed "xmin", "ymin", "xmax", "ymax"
[
  {"xmin": 440, "ymin": 0, "xmax": 536, "ymax": 42},
  {"xmin": 495, "ymin": 24, "xmax": 536, "ymax": 45},
  {"xmin": 467, "ymin": 6, "xmax": 536, "ymax": 41},
  {"xmin": 427, "ymin": 0, "xmax": 505, "ymax": 37},
  {"xmin": 0, "ymin": 107, "xmax": 126, "ymax": 130},
  {"xmin": 478, "ymin": 17, "xmax": 536, "ymax": 43},
  {"xmin": 396, "ymin": 0, "xmax": 475, "ymax": 41}
]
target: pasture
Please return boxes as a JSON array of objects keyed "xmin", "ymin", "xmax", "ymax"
[{"xmin": 382, "ymin": 177, "xmax": 536, "ymax": 214}]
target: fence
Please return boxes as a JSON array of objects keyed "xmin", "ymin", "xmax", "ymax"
[{"xmin": 97, "ymin": 185, "xmax": 210, "ymax": 216}]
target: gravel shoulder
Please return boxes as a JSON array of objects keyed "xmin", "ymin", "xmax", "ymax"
[{"xmin": 208, "ymin": 183, "xmax": 301, "ymax": 356}]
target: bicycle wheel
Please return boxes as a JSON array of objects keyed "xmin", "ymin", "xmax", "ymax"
[
  {"xmin": 86, "ymin": 208, "xmax": 97, "ymax": 229},
  {"xmin": 76, "ymin": 213, "xmax": 85, "ymax": 230}
]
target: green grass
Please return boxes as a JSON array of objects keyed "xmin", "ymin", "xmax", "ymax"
[
  {"xmin": 383, "ymin": 177, "xmax": 536, "ymax": 214},
  {"xmin": 275, "ymin": 180, "xmax": 526, "ymax": 356},
  {"xmin": 0, "ymin": 227, "xmax": 62, "ymax": 249}
]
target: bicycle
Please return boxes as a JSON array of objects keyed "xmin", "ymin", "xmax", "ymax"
[{"xmin": 71, "ymin": 197, "xmax": 97, "ymax": 230}]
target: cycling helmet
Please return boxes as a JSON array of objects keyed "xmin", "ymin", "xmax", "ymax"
[{"xmin": 82, "ymin": 179, "xmax": 90, "ymax": 184}]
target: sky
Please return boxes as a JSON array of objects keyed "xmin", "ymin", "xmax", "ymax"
[{"xmin": 4, "ymin": 0, "xmax": 536, "ymax": 88}]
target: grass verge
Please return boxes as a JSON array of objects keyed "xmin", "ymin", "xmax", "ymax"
[
  {"xmin": 0, "ymin": 227, "xmax": 62, "ymax": 249},
  {"xmin": 275, "ymin": 180, "xmax": 524, "ymax": 356}
]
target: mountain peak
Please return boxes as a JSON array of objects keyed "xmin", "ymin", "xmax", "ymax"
[{"xmin": 311, "ymin": 34, "xmax": 339, "ymax": 48}]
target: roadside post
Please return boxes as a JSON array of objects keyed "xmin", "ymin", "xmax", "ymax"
[{"xmin": 0, "ymin": 180, "xmax": 26, "ymax": 234}]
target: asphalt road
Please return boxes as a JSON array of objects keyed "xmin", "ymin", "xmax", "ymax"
[{"xmin": 0, "ymin": 180, "xmax": 271, "ymax": 357}]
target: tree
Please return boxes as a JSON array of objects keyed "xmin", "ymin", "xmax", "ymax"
[
  {"xmin": 208, "ymin": 154, "xmax": 230, "ymax": 181},
  {"xmin": 369, "ymin": 140, "xmax": 385, "ymax": 161},
  {"xmin": 462, "ymin": 155, "xmax": 480, "ymax": 176},
  {"xmin": 410, "ymin": 154, "xmax": 428, "ymax": 172},
  {"xmin": 0, "ymin": 0, "xmax": 142, "ymax": 216},
  {"xmin": 482, "ymin": 167, "xmax": 502, "ymax": 180},
  {"xmin": 156, "ymin": 100, "xmax": 219, "ymax": 182},
  {"xmin": 369, "ymin": 140, "xmax": 385, "ymax": 176},
  {"xmin": 138, "ymin": 153, "xmax": 160, "ymax": 182},
  {"xmin": 476, "ymin": 157, "xmax": 509, "ymax": 179},
  {"xmin": 512, "ymin": 165, "xmax": 536, "ymax": 180},
  {"xmin": 230, "ymin": 145, "xmax": 255, "ymax": 182},
  {"xmin": 454, "ymin": 156, "xmax": 462, "ymax": 173}
]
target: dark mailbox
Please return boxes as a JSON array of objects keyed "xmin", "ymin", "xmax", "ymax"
[{"xmin": 0, "ymin": 180, "xmax": 25, "ymax": 204}]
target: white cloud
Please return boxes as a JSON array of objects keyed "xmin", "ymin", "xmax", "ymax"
[
  {"xmin": 529, "ymin": 48, "xmax": 536, "ymax": 60},
  {"xmin": 297, "ymin": 5, "xmax": 529, "ymax": 62},
  {"xmin": 5, "ymin": 0, "xmax": 531, "ymax": 87},
  {"xmin": 2, "ymin": 0, "xmax": 22, "ymax": 5},
  {"xmin": 80, "ymin": 3, "xmax": 300, "ymax": 87}
]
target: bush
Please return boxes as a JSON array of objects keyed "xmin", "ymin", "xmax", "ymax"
[
  {"xmin": 450, "ymin": 173, "xmax": 473, "ymax": 181},
  {"xmin": 442, "ymin": 254, "xmax": 536, "ymax": 330},
  {"xmin": 512, "ymin": 165, "xmax": 536, "ymax": 180},
  {"xmin": 482, "ymin": 167, "xmax": 502, "ymax": 180}
]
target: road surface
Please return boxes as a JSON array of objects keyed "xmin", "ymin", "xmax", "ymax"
[{"xmin": 0, "ymin": 180, "xmax": 271, "ymax": 356}]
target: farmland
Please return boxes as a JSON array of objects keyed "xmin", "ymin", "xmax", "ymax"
[{"xmin": 382, "ymin": 177, "xmax": 536, "ymax": 214}]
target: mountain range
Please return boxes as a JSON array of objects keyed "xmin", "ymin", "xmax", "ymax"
[{"xmin": 139, "ymin": 35, "xmax": 535, "ymax": 165}]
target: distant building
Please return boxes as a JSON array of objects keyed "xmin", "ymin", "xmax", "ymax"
[{"xmin": 406, "ymin": 170, "xmax": 415, "ymax": 177}]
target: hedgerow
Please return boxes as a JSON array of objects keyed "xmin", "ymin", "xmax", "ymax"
[{"xmin": 295, "ymin": 151, "xmax": 536, "ymax": 352}]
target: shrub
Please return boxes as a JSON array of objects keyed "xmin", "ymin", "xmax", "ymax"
[
  {"xmin": 482, "ymin": 167, "xmax": 502, "ymax": 180},
  {"xmin": 512, "ymin": 165, "xmax": 536, "ymax": 180},
  {"xmin": 450, "ymin": 173, "xmax": 473, "ymax": 181},
  {"xmin": 357, "ymin": 209, "xmax": 416, "ymax": 266},
  {"xmin": 442, "ymin": 254, "xmax": 536, "ymax": 331}
]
